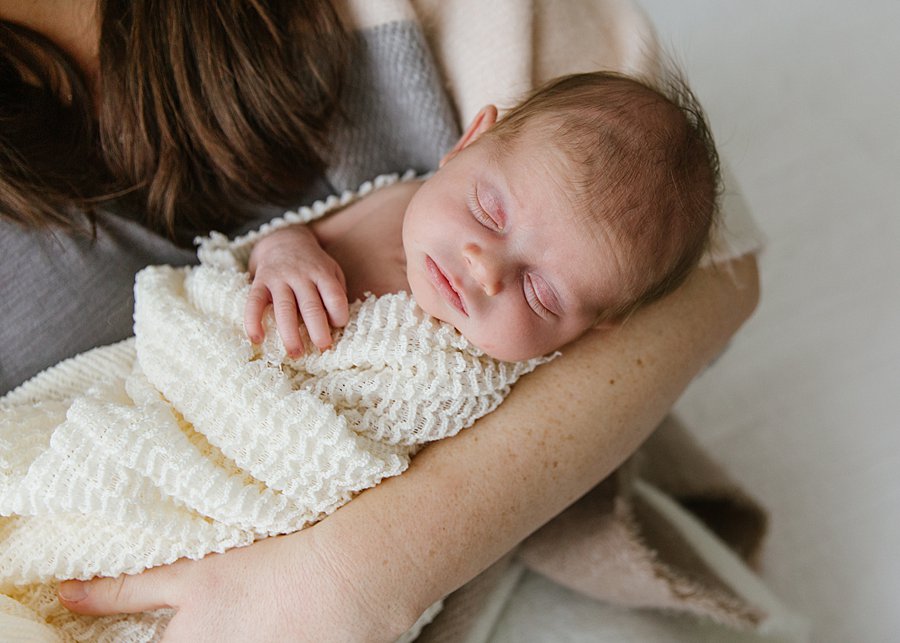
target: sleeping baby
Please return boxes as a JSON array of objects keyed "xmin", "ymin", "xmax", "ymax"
[{"xmin": 0, "ymin": 70, "xmax": 720, "ymax": 641}]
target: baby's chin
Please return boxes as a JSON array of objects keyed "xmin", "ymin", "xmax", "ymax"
[{"xmin": 470, "ymin": 337, "xmax": 551, "ymax": 363}]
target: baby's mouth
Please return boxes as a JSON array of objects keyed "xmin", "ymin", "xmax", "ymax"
[{"xmin": 425, "ymin": 255, "xmax": 468, "ymax": 316}]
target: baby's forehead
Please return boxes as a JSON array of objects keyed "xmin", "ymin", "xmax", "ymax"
[{"xmin": 547, "ymin": 207, "xmax": 631, "ymax": 314}]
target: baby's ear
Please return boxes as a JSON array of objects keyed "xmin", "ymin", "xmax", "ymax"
[{"xmin": 440, "ymin": 105, "xmax": 499, "ymax": 167}]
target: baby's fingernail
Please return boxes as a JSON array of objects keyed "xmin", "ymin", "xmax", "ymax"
[{"xmin": 59, "ymin": 580, "xmax": 89, "ymax": 602}]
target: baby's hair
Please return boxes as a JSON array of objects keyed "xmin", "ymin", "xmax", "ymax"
[{"xmin": 489, "ymin": 70, "xmax": 721, "ymax": 323}]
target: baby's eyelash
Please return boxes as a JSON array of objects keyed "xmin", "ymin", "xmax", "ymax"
[
  {"xmin": 524, "ymin": 274, "xmax": 554, "ymax": 318},
  {"xmin": 467, "ymin": 187, "xmax": 500, "ymax": 230}
]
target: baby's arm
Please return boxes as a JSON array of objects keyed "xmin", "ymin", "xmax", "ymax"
[{"xmin": 244, "ymin": 225, "xmax": 349, "ymax": 356}]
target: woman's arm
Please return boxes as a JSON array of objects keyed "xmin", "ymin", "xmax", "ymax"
[
  {"xmin": 59, "ymin": 254, "xmax": 759, "ymax": 641},
  {"xmin": 316, "ymin": 253, "xmax": 761, "ymax": 627}
]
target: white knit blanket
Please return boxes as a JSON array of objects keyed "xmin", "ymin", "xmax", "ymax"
[{"xmin": 0, "ymin": 195, "xmax": 544, "ymax": 641}]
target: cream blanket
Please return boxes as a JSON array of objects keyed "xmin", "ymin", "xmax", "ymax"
[{"xmin": 0, "ymin": 183, "xmax": 544, "ymax": 641}]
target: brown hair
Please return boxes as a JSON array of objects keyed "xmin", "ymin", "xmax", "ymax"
[
  {"xmin": 1, "ymin": 1, "xmax": 351, "ymax": 244},
  {"xmin": 490, "ymin": 71, "xmax": 722, "ymax": 322}
]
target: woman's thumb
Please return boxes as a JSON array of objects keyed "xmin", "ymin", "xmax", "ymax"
[{"xmin": 58, "ymin": 566, "xmax": 178, "ymax": 616}]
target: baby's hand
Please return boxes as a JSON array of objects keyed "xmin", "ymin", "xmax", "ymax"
[{"xmin": 244, "ymin": 225, "xmax": 349, "ymax": 356}]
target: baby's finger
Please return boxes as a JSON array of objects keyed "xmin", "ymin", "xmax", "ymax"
[
  {"xmin": 318, "ymin": 278, "xmax": 350, "ymax": 328},
  {"xmin": 244, "ymin": 283, "xmax": 271, "ymax": 344},
  {"xmin": 271, "ymin": 285, "xmax": 305, "ymax": 357},
  {"xmin": 292, "ymin": 282, "xmax": 333, "ymax": 351}
]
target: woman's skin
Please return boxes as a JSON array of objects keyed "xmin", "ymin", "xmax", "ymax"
[{"xmin": 3, "ymin": 3, "xmax": 761, "ymax": 640}]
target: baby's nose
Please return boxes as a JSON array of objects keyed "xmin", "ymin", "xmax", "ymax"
[{"xmin": 463, "ymin": 243, "xmax": 503, "ymax": 296}]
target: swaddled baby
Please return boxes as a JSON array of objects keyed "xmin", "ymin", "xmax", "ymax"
[{"xmin": 0, "ymin": 70, "xmax": 720, "ymax": 641}]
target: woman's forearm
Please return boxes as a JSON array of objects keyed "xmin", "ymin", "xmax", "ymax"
[{"xmin": 311, "ymin": 254, "xmax": 760, "ymax": 634}]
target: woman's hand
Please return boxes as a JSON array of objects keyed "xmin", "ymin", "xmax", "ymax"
[
  {"xmin": 244, "ymin": 225, "xmax": 349, "ymax": 356},
  {"xmin": 57, "ymin": 526, "xmax": 407, "ymax": 643}
]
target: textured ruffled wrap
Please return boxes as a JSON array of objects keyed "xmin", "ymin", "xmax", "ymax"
[{"xmin": 0, "ymin": 175, "xmax": 545, "ymax": 642}]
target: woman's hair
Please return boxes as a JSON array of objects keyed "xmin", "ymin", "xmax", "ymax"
[
  {"xmin": 489, "ymin": 70, "xmax": 722, "ymax": 323},
  {"xmin": 0, "ymin": 1, "xmax": 352, "ymax": 243}
]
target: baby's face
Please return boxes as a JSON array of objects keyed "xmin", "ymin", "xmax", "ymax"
[{"xmin": 402, "ymin": 132, "xmax": 622, "ymax": 361}]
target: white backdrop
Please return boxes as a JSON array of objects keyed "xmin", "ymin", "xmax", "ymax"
[{"xmin": 638, "ymin": 2, "xmax": 900, "ymax": 642}]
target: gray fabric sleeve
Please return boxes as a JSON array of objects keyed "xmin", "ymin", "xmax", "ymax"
[
  {"xmin": 0, "ymin": 215, "xmax": 196, "ymax": 394},
  {"xmin": 324, "ymin": 20, "xmax": 460, "ymax": 192}
]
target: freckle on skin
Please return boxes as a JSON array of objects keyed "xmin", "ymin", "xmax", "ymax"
[
  {"xmin": 636, "ymin": 358, "xmax": 644, "ymax": 367},
  {"xmin": 609, "ymin": 379, "xmax": 615, "ymax": 385}
]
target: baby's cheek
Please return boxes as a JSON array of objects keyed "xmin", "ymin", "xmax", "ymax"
[
  {"xmin": 406, "ymin": 273, "xmax": 428, "ymax": 311},
  {"xmin": 408, "ymin": 277, "xmax": 449, "ymax": 325}
]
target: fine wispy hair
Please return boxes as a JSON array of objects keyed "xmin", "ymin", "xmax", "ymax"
[{"xmin": 490, "ymin": 66, "xmax": 722, "ymax": 322}]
